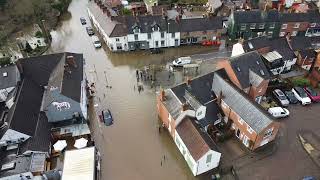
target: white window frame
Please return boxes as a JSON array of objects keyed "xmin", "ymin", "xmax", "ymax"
[
  {"xmin": 310, "ymin": 23, "xmax": 316, "ymax": 28},
  {"xmin": 116, "ymin": 38, "xmax": 120, "ymax": 42},
  {"xmin": 240, "ymin": 24, "xmax": 246, "ymax": 31},
  {"xmin": 279, "ymin": 31, "xmax": 286, "ymax": 37},
  {"xmin": 269, "ymin": 23, "xmax": 275, "ymax": 29},
  {"xmin": 291, "ymin": 31, "xmax": 298, "ymax": 36},
  {"xmin": 281, "ymin": 24, "xmax": 287, "ymax": 29},
  {"xmin": 294, "ymin": 23, "xmax": 300, "ymax": 28},
  {"xmin": 267, "ymin": 31, "xmax": 273, "ymax": 37},
  {"xmin": 259, "ymin": 23, "xmax": 265, "ymax": 29},
  {"xmin": 238, "ymin": 117, "xmax": 244, "ymax": 125},
  {"xmin": 250, "ymin": 23, "xmax": 256, "ymax": 29},
  {"xmin": 247, "ymin": 125, "xmax": 254, "ymax": 134}
]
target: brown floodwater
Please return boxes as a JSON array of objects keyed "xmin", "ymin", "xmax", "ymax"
[{"xmin": 48, "ymin": 0, "xmax": 218, "ymax": 179}]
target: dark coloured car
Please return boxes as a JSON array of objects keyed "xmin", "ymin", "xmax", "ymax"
[
  {"xmin": 284, "ymin": 91, "xmax": 298, "ymax": 104},
  {"xmin": 150, "ymin": 48, "xmax": 163, "ymax": 54},
  {"xmin": 99, "ymin": 109, "xmax": 113, "ymax": 126},
  {"xmin": 80, "ymin": 17, "xmax": 86, "ymax": 25},
  {"xmin": 304, "ymin": 86, "xmax": 320, "ymax": 102},
  {"xmin": 86, "ymin": 27, "xmax": 94, "ymax": 36}
]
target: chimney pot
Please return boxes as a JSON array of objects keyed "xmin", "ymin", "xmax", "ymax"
[{"xmin": 182, "ymin": 103, "xmax": 188, "ymax": 111}]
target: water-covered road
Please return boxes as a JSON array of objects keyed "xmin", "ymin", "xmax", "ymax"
[{"xmin": 47, "ymin": 1, "xmax": 220, "ymax": 179}]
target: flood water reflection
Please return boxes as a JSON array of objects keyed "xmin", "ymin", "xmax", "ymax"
[{"xmin": 48, "ymin": 0, "xmax": 216, "ymax": 179}]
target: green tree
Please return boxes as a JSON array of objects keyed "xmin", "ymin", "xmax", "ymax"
[{"xmin": 121, "ymin": 8, "xmax": 132, "ymax": 16}]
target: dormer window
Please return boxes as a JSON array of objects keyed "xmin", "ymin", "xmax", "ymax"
[
  {"xmin": 133, "ymin": 27, "xmax": 140, "ymax": 34},
  {"xmin": 152, "ymin": 26, "xmax": 159, "ymax": 32}
]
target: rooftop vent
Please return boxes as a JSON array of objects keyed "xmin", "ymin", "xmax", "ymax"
[
  {"xmin": 3, "ymin": 72, "xmax": 7, "ymax": 77},
  {"xmin": 256, "ymin": 61, "xmax": 260, "ymax": 65},
  {"xmin": 1, "ymin": 162, "xmax": 16, "ymax": 171},
  {"xmin": 248, "ymin": 42, "xmax": 254, "ymax": 49},
  {"xmin": 260, "ymin": 70, "xmax": 265, "ymax": 75},
  {"xmin": 237, "ymin": 67, "xmax": 241, "ymax": 72}
]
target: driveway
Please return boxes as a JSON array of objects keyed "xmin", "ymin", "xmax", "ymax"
[{"xmin": 235, "ymin": 103, "xmax": 320, "ymax": 180}]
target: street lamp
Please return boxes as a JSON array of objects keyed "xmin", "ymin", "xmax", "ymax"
[{"xmin": 167, "ymin": 22, "xmax": 170, "ymax": 47}]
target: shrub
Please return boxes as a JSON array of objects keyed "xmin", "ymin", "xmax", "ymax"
[
  {"xmin": 0, "ymin": 57, "xmax": 12, "ymax": 66},
  {"xmin": 291, "ymin": 77, "xmax": 310, "ymax": 87},
  {"xmin": 35, "ymin": 31, "xmax": 43, "ymax": 38}
]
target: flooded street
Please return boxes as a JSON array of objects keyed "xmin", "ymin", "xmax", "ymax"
[{"xmin": 48, "ymin": 0, "xmax": 219, "ymax": 179}]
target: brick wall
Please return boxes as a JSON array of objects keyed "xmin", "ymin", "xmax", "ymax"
[
  {"xmin": 253, "ymin": 121, "xmax": 280, "ymax": 150},
  {"xmin": 248, "ymin": 79, "xmax": 269, "ymax": 100},
  {"xmin": 156, "ymin": 94, "xmax": 176, "ymax": 138},
  {"xmin": 216, "ymin": 61, "xmax": 242, "ymax": 89}
]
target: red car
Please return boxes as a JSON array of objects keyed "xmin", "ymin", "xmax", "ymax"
[{"xmin": 304, "ymin": 87, "xmax": 320, "ymax": 102}]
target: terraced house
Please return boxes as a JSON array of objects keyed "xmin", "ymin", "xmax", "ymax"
[
  {"xmin": 87, "ymin": 0, "xmax": 223, "ymax": 52},
  {"xmin": 228, "ymin": 10, "xmax": 320, "ymax": 41}
]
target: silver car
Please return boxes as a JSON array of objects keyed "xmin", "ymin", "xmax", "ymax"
[{"xmin": 273, "ymin": 89, "xmax": 290, "ymax": 107}]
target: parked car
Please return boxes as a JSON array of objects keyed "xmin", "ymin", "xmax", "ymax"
[
  {"xmin": 284, "ymin": 91, "xmax": 298, "ymax": 104},
  {"xmin": 80, "ymin": 17, "xmax": 86, "ymax": 25},
  {"xmin": 272, "ymin": 89, "xmax": 289, "ymax": 106},
  {"xmin": 303, "ymin": 86, "xmax": 320, "ymax": 102},
  {"xmin": 86, "ymin": 26, "xmax": 94, "ymax": 36},
  {"xmin": 268, "ymin": 107, "xmax": 290, "ymax": 118},
  {"xmin": 99, "ymin": 109, "xmax": 113, "ymax": 126},
  {"xmin": 302, "ymin": 177, "xmax": 316, "ymax": 180},
  {"xmin": 150, "ymin": 48, "xmax": 163, "ymax": 54},
  {"xmin": 92, "ymin": 36, "xmax": 101, "ymax": 48},
  {"xmin": 292, "ymin": 87, "xmax": 311, "ymax": 105},
  {"xmin": 172, "ymin": 56, "xmax": 191, "ymax": 66}
]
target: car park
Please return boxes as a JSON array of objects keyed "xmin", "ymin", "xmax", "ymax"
[
  {"xmin": 292, "ymin": 87, "xmax": 311, "ymax": 105},
  {"xmin": 86, "ymin": 27, "xmax": 94, "ymax": 36},
  {"xmin": 303, "ymin": 86, "xmax": 320, "ymax": 102},
  {"xmin": 92, "ymin": 36, "xmax": 101, "ymax": 48},
  {"xmin": 284, "ymin": 91, "xmax": 298, "ymax": 104},
  {"xmin": 273, "ymin": 89, "xmax": 289, "ymax": 106},
  {"xmin": 172, "ymin": 56, "xmax": 191, "ymax": 66},
  {"xmin": 268, "ymin": 107, "xmax": 290, "ymax": 118},
  {"xmin": 80, "ymin": 17, "xmax": 86, "ymax": 25}
]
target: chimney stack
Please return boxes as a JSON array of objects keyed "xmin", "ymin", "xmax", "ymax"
[
  {"xmin": 182, "ymin": 103, "xmax": 188, "ymax": 111},
  {"xmin": 186, "ymin": 77, "xmax": 192, "ymax": 86},
  {"xmin": 66, "ymin": 56, "xmax": 77, "ymax": 68},
  {"xmin": 159, "ymin": 89, "xmax": 166, "ymax": 101}
]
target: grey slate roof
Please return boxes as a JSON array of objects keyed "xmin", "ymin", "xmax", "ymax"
[
  {"xmin": 229, "ymin": 51, "xmax": 271, "ymax": 89},
  {"xmin": 179, "ymin": 17, "xmax": 223, "ymax": 32},
  {"xmin": 171, "ymin": 72, "xmax": 220, "ymax": 125},
  {"xmin": 0, "ymin": 65, "xmax": 20, "ymax": 90},
  {"xmin": 87, "ymin": 2, "xmax": 119, "ymax": 37},
  {"xmin": 211, "ymin": 73, "xmax": 273, "ymax": 133},
  {"xmin": 279, "ymin": 12, "xmax": 309, "ymax": 22},
  {"xmin": 270, "ymin": 38, "xmax": 296, "ymax": 60},
  {"xmin": 233, "ymin": 10, "xmax": 279, "ymax": 23},
  {"xmin": 162, "ymin": 89, "xmax": 182, "ymax": 120},
  {"xmin": 243, "ymin": 36, "xmax": 271, "ymax": 52},
  {"xmin": 290, "ymin": 36, "xmax": 312, "ymax": 51}
]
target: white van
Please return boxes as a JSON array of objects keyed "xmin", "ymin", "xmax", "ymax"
[
  {"xmin": 268, "ymin": 107, "xmax": 290, "ymax": 118},
  {"xmin": 92, "ymin": 36, "xmax": 101, "ymax": 48},
  {"xmin": 172, "ymin": 56, "xmax": 191, "ymax": 66}
]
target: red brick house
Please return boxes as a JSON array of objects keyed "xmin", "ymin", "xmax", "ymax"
[
  {"xmin": 157, "ymin": 72, "xmax": 221, "ymax": 176},
  {"xmin": 217, "ymin": 51, "xmax": 271, "ymax": 103},
  {"xmin": 308, "ymin": 50, "xmax": 320, "ymax": 87},
  {"xmin": 211, "ymin": 71, "xmax": 280, "ymax": 150}
]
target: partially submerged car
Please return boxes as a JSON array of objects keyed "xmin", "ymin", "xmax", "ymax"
[
  {"xmin": 99, "ymin": 109, "xmax": 113, "ymax": 126},
  {"xmin": 172, "ymin": 56, "xmax": 191, "ymax": 66}
]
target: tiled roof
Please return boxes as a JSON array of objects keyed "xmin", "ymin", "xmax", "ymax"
[
  {"xmin": 234, "ymin": 10, "xmax": 279, "ymax": 23},
  {"xmin": 229, "ymin": 51, "xmax": 271, "ymax": 89},
  {"xmin": 211, "ymin": 72, "xmax": 273, "ymax": 133},
  {"xmin": 271, "ymin": 38, "xmax": 296, "ymax": 60},
  {"xmin": 179, "ymin": 17, "xmax": 223, "ymax": 32},
  {"xmin": 243, "ymin": 36, "xmax": 271, "ymax": 52},
  {"xmin": 162, "ymin": 89, "xmax": 182, "ymax": 120},
  {"xmin": 0, "ymin": 65, "xmax": 20, "ymax": 90},
  {"xmin": 290, "ymin": 36, "xmax": 312, "ymax": 51},
  {"xmin": 176, "ymin": 117, "xmax": 211, "ymax": 161}
]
